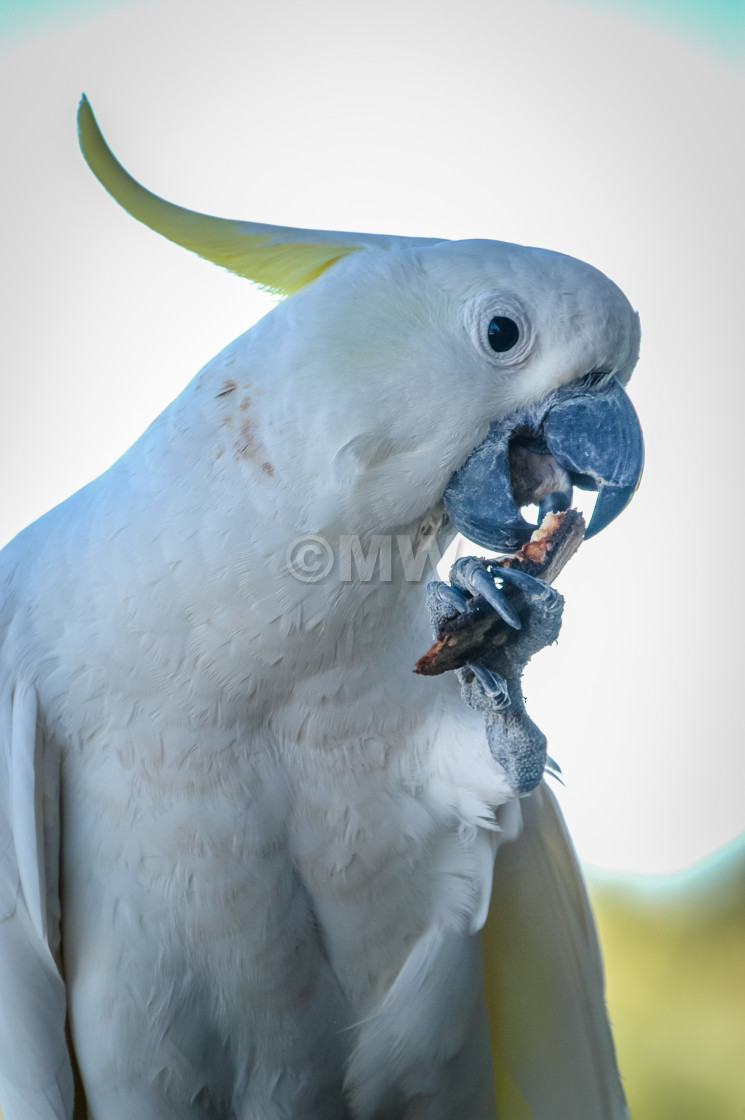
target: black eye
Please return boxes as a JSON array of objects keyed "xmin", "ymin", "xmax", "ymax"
[{"xmin": 487, "ymin": 316, "xmax": 520, "ymax": 353}]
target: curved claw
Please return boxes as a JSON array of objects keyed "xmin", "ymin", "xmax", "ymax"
[
  {"xmin": 470, "ymin": 569, "xmax": 522, "ymax": 629},
  {"xmin": 431, "ymin": 583, "xmax": 470, "ymax": 614},
  {"xmin": 452, "ymin": 558, "xmax": 521, "ymax": 629},
  {"xmin": 467, "ymin": 662, "xmax": 510, "ymax": 706},
  {"xmin": 545, "ymin": 756, "xmax": 565, "ymax": 785},
  {"xmin": 489, "ymin": 565, "xmax": 546, "ymax": 595}
]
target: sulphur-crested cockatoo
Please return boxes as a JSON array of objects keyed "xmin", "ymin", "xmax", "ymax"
[{"xmin": 0, "ymin": 96, "xmax": 643, "ymax": 1120}]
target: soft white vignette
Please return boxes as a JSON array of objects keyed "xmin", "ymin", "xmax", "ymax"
[{"xmin": 0, "ymin": 0, "xmax": 742, "ymax": 875}]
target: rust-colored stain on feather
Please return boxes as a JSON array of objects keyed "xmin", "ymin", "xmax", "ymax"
[
  {"xmin": 234, "ymin": 418, "xmax": 258, "ymax": 461},
  {"xmin": 216, "ymin": 389, "xmax": 274, "ymax": 474}
]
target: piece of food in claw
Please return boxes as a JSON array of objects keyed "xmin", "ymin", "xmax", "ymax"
[{"xmin": 414, "ymin": 508, "xmax": 586, "ymax": 677}]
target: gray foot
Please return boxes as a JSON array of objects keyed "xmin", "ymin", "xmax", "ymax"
[{"xmin": 426, "ymin": 559, "xmax": 564, "ymax": 793}]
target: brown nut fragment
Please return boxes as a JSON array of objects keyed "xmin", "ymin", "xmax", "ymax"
[{"xmin": 414, "ymin": 508, "xmax": 586, "ymax": 676}]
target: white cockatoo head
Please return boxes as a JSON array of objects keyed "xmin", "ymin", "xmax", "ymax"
[{"xmin": 77, "ymin": 96, "xmax": 643, "ymax": 547}]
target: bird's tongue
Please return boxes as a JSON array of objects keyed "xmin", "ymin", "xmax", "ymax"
[{"xmin": 507, "ymin": 438, "xmax": 573, "ymax": 521}]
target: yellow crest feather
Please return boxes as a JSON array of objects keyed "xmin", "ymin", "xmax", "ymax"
[{"xmin": 77, "ymin": 95, "xmax": 360, "ymax": 296}]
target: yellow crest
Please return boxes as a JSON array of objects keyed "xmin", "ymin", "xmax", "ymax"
[{"xmin": 77, "ymin": 96, "xmax": 363, "ymax": 296}]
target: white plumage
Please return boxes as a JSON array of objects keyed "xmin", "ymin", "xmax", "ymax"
[{"xmin": 0, "ymin": 98, "xmax": 640, "ymax": 1119}]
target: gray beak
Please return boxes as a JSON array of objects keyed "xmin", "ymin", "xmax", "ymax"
[{"xmin": 443, "ymin": 376, "xmax": 644, "ymax": 552}]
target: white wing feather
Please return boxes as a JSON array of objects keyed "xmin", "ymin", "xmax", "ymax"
[
  {"xmin": 345, "ymin": 924, "xmax": 494, "ymax": 1119},
  {"xmin": 484, "ymin": 783, "xmax": 629, "ymax": 1120},
  {"xmin": 0, "ymin": 671, "xmax": 72, "ymax": 1119}
]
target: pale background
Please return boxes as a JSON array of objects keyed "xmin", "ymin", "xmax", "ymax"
[{"xmin": 1, "ymin": 0, "xmax": 743, "ymax": 881}]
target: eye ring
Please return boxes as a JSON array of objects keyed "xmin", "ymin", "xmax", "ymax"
[
  {"xmin": 464, "ymin": 293, "xmax": 533, "ymax": 366},
  {"xmin": 487, "ymin": 316, "xmax": 520, "ymax": 353}
]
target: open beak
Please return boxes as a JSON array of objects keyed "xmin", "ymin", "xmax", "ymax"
[{"xmin": 443, "ymin": 376, "xmax": 644, "ymax": 552}]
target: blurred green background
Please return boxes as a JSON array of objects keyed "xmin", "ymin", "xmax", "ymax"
[{"xmin": 589, "ymin": 845, "xmax": 745, "ymax": 1118}]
